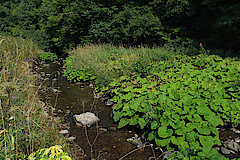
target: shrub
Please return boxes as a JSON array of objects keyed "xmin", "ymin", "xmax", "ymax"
[{"xmin": 37, "ymin": 52, "xmax": 58, "ymax": 62}]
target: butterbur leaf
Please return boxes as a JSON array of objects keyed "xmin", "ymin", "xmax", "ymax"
[
  {"xmin": 113, "ymin": 111, "xmax": 122, "ymax": 122},
  {"xmin": 196, "ymin": 126, "xmax": 211, "ymax": 135},
  {"xmin": 118, "ymin": 118, "xmax": 129, "ymax": 128},
  {"xmin": 151, "ymin": 121, "xmax": 159, "ymax": 129},
  {"xmin": 155, "ymin": 137, "xmax": 170, "ymax": 147},
  {"xmin": 171, "ymin": 136, "xmax": 185, "ymax": 145},
  {"xmin": 158, "ymin": 126, "xmax": 173, "ymax": 138},
  {"xmin": 138, "ymin": 118, "xmax": 147, "ymax": 129},
  {"xmin": 148, "ymin": 131, "xmax": 155, "ymax": 141}
]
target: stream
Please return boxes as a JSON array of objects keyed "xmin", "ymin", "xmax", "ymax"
[
  {"xmin": 35, "ymin": 61, "xmax": 158, "ymax": 160},
  {"xmin": 35, "ymin": 61, "xmax": 240, "ymax": 160}
]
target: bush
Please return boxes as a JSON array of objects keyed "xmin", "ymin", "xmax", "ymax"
[{"xmin": 37, "ymin": 52, "xmax": 58, "ymax": 62}]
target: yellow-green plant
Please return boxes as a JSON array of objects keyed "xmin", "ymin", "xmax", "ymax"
[{"xmin": 28, "ymin": 145, "xmax": 71, "ymax": 160}]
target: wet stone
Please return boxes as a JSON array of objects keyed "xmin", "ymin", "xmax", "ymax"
[
  {"xmin": 223, "ymin": 141, "xmax": 240, "ymax": 152},
  {"xmin": 99, "ymin": 127, "xmax": 108, "ymax": 133},
  {"xmin": 221, "ymin": 147, "xmax": 235, "ymax": 154},
  {"xmin": 74, "ymin": 112, "xmax": 100, "ymax": 127},
  {"xmin": 67, "ymin": 136, "xmax": 76, "ymax": 142},
  {"xmin": 163, "ymin": 151, "xmax": 172, "ymax": 159},
  {"xmin": 105, "ymin": 100, "xmax": 114, "ymax": 106},
  {"xmin": 59, "ymin": 130, "xmax": 69, "ymax": 134},
  {"xmin": 109, "ymin": 126, "xmax": 117, "ymax": 131}
]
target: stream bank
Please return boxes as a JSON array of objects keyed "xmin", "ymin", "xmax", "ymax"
[{"xmin": 35, "ymin": 61, "xmax": 160, "ymax": 160}]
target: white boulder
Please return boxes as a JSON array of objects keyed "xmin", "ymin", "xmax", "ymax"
[{"xmin": 74, "ymin": 112, "xmax": 100, "ymax": 127}]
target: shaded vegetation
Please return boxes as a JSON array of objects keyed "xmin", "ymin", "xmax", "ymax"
[
  {"xmin": 0, "ymin": 36, "xmax": 64, "ymax": 159},
  {"xmin": 0, "ymin": 0, "xmax": 239, "ymax": 56}
]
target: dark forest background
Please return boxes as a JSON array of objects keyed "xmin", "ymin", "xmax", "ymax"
[{"xmin": 1, "ymin": 0, "xmax": 239, "ymax": 56}]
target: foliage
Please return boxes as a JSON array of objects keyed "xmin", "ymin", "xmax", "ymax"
[
  {"xmin": 0, "ymin": 36, "xmax": 62, "ymax": 159},
  {"xmin": 38, "ymin": 52, "xmax": 58, "ymax": 62},
  {"xmin": 97, "ymin": 54, "xmax": 240, "ymax": 159},
  {"xmin": 28, "ymin": 145, "xmax": 71, "ymax": 160},
  {"xmin": 63, "ymin": 44, "xmax": 174, "ymax": 85}
]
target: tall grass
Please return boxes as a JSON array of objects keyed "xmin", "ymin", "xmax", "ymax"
[
  {"xmin": 0, "ymin": 36, "xmax": 61, "ymax": 159},
  {"xmin": 65, "ymin": 44, "xmax": 175, "ymax": 84}
]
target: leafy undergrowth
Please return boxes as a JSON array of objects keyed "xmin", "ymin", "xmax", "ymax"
[
  {"xmin": 64, "ymin": 46, "xmax": 240, "ymax": 159},
  {"xmin": 63, "ymin": 44, "xmax": 174, "ymax": 85},
  {"xmin": 37, "ymin": 52, "xmax": 58, "ymax": 62},
  {"xmin": 0, "ymin": 36, "xmax": 66, "ymax": 159}
]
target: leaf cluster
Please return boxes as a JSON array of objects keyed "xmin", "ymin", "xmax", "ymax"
[
  {"xmin": 99, "ymin": 54, "xmax": 240, "ymax": 159},
  {"xmin": 28, "ymin": 145, "xmax": 71, "ymax": 160},
  {"xmin": 37, "ymin": 52, "xmax": 58, "ymax": 62}
]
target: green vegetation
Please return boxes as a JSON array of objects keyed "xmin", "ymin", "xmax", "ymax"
[
  {"xmin": 63, "ymin": 45, "xmax": 174, "ymax": 85},
  {"xmin": 28, "ymin": 145, "xmax": 71, "ymax": 160},
  {"xmin": 1, "ymin": 0, "xmax": 239, "ymax": 55},
  {"xmin": 37, "ymin": 52, "xmax": 58, "ymax": 62},
  {"xmin": 64, "ymin": 46, "xmax": 240, "ymax": 159},
  {"xmin": 0, "ymin": 36, "xmax": 66, "ymax": 159}
]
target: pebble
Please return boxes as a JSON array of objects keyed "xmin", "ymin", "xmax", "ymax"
[
  {"xmin": 99, "ymin": 128, "xmax": 108, "ymax": 133},
  {"xmin": 221, "ymin": 147, "xmax": 235, "ymax": 154},
  {"xmin": 105, "ymin": 100, "xmax": 114, "ymax": 106},
  {"xmin": 163, "ymin": 151, "xmax": 172, "ymax": 159},
  {"xmin": 89, "ymin": 84, "xmax": 94, "ymax": 88},
  {"xmin": 109, "ymin": 127, "xmax": 117, "ymax": 131},
  {"xmin": 223, "ymin": 141, "xmax": 240, "ymax": 152},
  {"xmin": 59, "ymin": 130, "xmax": 69, "ymax": 134},
  {"xmin": 40, "ymin": 72, "xmax": 45, "ymax": 77},
  {"xmin": 235, "ymin": 130, "xmax": 240, "ymax": 134},
  {"xmin": 235, "ymin": 137, "xmax": 240, "ymax": 143},
  {"xmin": 67, "ymin": 136, "xmax": 76, "ymax": 142}
]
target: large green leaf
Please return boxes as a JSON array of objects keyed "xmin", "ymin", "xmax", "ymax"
[{"xmin": 158, "ymin": 126, "xmax": 173, "ymax": 138}]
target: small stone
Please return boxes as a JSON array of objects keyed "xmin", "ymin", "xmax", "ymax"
[
  {"xmin": 59, "ymin": 130, "xmax": 69, "ymax": 134},
  {"xmin": 89, "ymin": 84, "xmax": 94, "ymax": 88},
  {"xmin": 40, "ymin": 72, "xmax": 45, "ymax": 77},
  {"xmin": 46, "ymin": 74, "xmax": 51, "ymax": 77},
  {"xmin": 215, "ymin": 147, "xmax": 220, "ymax": 151},
  {"xmin": 52, "ymin": 78, "xmax": 57, "ymax": 81},
  {"xmin": 235, "ymin": 130, "xmax": 240, "ymax": 134},
  {"xmin": 221, "ymin": 147, "xmax": 235, "ymax": 154},
  {"xmin": 99, "ymin": 128, "xmax": 108, "ymax": 133},
  {"xmin": 235, "ymin": 137, "xmax": 240, "ymax": 143},
  {"xmin": 67, "ymin": 136, "xmax": 76, "ymax": 142},
  {"xmin": 105, "ymin": 100, "xmax": 114, "ymax": 106},
  {"xmin": 43, "ymin": 64, "xmax": 50, "ymax": 68},
  {"xmin": 109, "ymin": 127, "xmax": 117, "ymax": 131},
  {"xmin": 163, "ymin": 151, "xmax": 172, "ymax": 159},
  {"xmin": 223, "ymin": 141, "xmax": 240, "ymax": 152},
  {"xmin": 66, "ymin": 110, "xmax": 71, "ymax": 114},
  {"xmin": 126, "ymin": 138, "xmax": 134, "ymax": 142}
]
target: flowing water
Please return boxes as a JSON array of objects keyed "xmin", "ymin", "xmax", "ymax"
[
  {"xmin": 36, "ymin": 61, "xmax": 159, "ymax": 160},
  {"xmin": 35, "ymin": 61, "xmax": 240, "ymax": 160}
]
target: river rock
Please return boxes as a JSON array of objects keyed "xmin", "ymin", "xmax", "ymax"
[
  {"xmin": 163, "ymin": 151, "xmax": 172, "ymax": 159},
  {"xmin": 235, "ymin": 137, "xmax": 240, "ymax": 143},
  {"xmin": 105, "ymin": 100, "xmax": 114, "ymax": 106},
  {"xmin": 223, "ymin": 141, "xmax": 240, "ymax": 152},
  {"xmin": 126, "ymin": 137, "xmax": 144, "ymax": 148},
  {"xmin": 221, "ymin": 147, "xmax": 235, "ymax": 154},
  {"xmin": 99, "ymin": 127, "xmax": 108, "ymax": 133},
  {"xmin": 59, "ymin": 130, "xmax": 69, "ymax": 135},
  {"xmin": 109, "ymin": 126, "xmax": 117, "ymax": 131},
  {"xmin": 74, "ymin": 112, "xmax": 100, "ymax": 127},
  {"xmin": 67, "ymin": 136, "xmax": 76, "ymax": 142}
]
